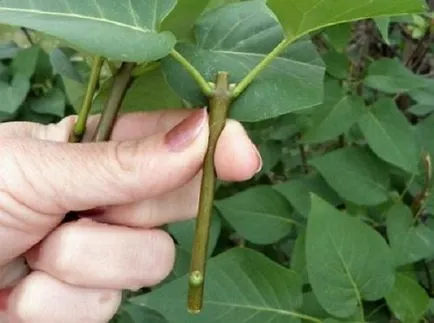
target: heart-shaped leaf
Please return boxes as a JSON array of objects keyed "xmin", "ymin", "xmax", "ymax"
[
  {"xmin": 386, "ymin": 203, "xmax": 434, "ymax": 267},
  {"xmin": 306, "ymin": 195, "xmax": 395, "ymax": 318},
  {"xmin": 267, "ymin": 0, "xmax": 425, "ymax": 40},
  {"xmin": 215, "ymin": 186, "xmax": 295, "ymax": 244},
  {"xmin": 0, "ymin": 0, "xmax": 177, "ymax": 61},
  {"xmin": 162, "ymin": 0, "xmax": 325, "ymax": 122},
  {"xmin": 131, "ymin": 248, "xmax": 305, "ymax": 323}
]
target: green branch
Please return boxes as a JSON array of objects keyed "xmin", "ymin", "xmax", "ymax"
[
  {"xmin": 170, "ymin": 49, "xmax": 213, "ymax": 96},
  {"xmin": 231, "ymin": 37, "xmax": 295, "ymax": 98},
  {"xmin": 69, "ymin": 56, "xmax": 104, "ymax": 143},
  {"xmin": 188, "ymin": 72, "xmax": 231, "ymax": 313},
  {"xmin": 92, "ymin": 62, "xmax": 135, "ymax": 142}
]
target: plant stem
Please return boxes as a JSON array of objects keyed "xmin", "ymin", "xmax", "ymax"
[
  {"xmin": 232, "ymin": 37, "xmax": 294, "ymax": 98},
  {"xmin": 20, "ymin": 27, "xmax": 34, "ymax": 45},
  {"xmin": 170, "ymin": 49, "xmax": 213, "ymax": 96},
  {"xmin": 298, "ymin": 134, "xmax": 309, "ymax": 174},
  {"xmin": 92, "ymin": 62, "xmax": 135, "ymax": 142},
  {"xmin": 411, "ymin": 152, "xmax": 432, "ymax": 216},
  {"xmin": 188, "ymin": 72, "xmax": 232, "ymax": 313},
  {"xmin": 69, "ymin": 56, "xmax": 104, "ymax": 143}
]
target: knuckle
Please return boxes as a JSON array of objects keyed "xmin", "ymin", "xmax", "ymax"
[{"xmin": 109, "ymin": 140, "xmax": 140, "ymax": 175}]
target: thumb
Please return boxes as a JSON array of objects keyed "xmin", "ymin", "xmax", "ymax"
[{"xmin": 0, "ymin": 109, "xmax": 209, "ymax": 216}]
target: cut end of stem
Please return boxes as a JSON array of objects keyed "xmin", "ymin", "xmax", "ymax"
[
  {"xmin": 188, "ymin": 270, "xmax": 204, "ymax": 312},
  {"xmin": 187, "ymin": 272, "xmax": 204, "ymax": 314}
]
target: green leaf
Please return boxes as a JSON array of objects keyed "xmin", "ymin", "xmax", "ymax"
[
  {"xmin": 408, "ymin": 104, "xmax": 434, "ymax": 116},
  {"xmin": 161, "ymin": 0, "xmax": 210, "ymax": 40},
  {"xmin": 167, "ymin": 210, "xmax": 221, "ymax": 257},
  {"xmin": 266, "ymin": 0, "xmax": 425, "ymax": 40},
  {"xmin": 163, "ymin": 247, "xmax": 191, "ymax": 284},
  {"xmin": 375, "ymin": 17, "xmax": 391, "ymax": 45},
  {"xmin": 162, "ymin": 0, "xmax": 325, "ymax": 122},
  {"xmin": 302, "ymin": 95, "xmax": 365, "ymax": 143},
  {"xmin": 300, "ymin": 292, "xmax": 329, "ymax": 320},
  {"xmin": 416, "ymin": 114, "xmax": 434, "ymax": 162},
  {"xmin": 364, "ymin": 58, "xmax": 428, "ymax": 94},
  {"xmin": 256, "ymin": 140, "xmax": 282, "ymax": 175},
  {"xmin": 11, "ymin": 46, "xmax": 40, "ymax": 79},
  {"xmin": 215, "ymin": 186, "xmax": 295, "ymax": 244},
  {"xmin": 310, "ymin": 147, "xmax": 390, "ymax": 206},
  {"xmin": 291, "ymin": 232, "xmax": 308, "ymax": 284},
  {"xmin": 50, "ymin": 48, "xmax": 84, "ymax": 83},
  {"xmin": 323, "ymin": 23, "xmax": 352, "ymax": 52},
  {"xmin": 131, "ymin": 248, "xmax": 304, "ymax": 323},
  {"xmin": 358, "ymin": 98, "xmax": 421, "ymax": 174},
  {"xmin": 122, "ymin": 67, "xmax": 182, "ymax": 113},
  {"xmin": 0, "ymin": 0, "xmax": 177, "ymax": 62},
  {"xmin": 0, "ymin": 73, "xmax": 30, "ymax": 116},
  {"xmin": 385, "ymin": 273, "xmax": 429, "ymax": 323},
  {"xmin": 322, "ymin": 51, "xmax": 350, "ymax": 80},
  {"xmin": 118, "ymin": 303, "xmax": 168, "ymax": 323},
  {"xmin": 29, "ymin": 87, "xmax": 66, "ymax": 117},
  {"xmin": 273, "ymin": 173, "xmax": 341, "ymax": 218},
  {"xmin": 386, "ymin": 203, "xmax": 434, "ymax": 267},
  {"xmin": 306, "ymin": 195, "xmax": 395, "ymax": 318}
]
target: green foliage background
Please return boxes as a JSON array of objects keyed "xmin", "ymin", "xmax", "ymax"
[{"xmin": 0, "ymin": 0, "xmax": 434, "ymax": 322}]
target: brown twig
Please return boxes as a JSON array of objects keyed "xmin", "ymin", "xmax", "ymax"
[{"xmin": 91, "ymin": 62, "xmax": 135, "ymax": 142}]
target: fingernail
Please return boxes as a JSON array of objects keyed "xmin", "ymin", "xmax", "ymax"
[
  {"xmin": 252, "ymin": 144, "xmax": 263, "ymax": 174},
  {"xmin": 165, "ymin": 109, "xmax": 207, "ymax": 152},
  {"xmin": 78, "ymin": 207, "xmax": 107, "ymax": 218}
]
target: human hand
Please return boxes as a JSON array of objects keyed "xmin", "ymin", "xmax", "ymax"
[{"xmin": 0, "ymin": 108, "xmax": 261, "ymax": 323}]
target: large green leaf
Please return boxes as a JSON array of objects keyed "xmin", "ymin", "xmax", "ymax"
[
  {"xmin": 122, "ymin": 66, "xmax": 183, "ymax": 113},
  {"xmin": 162, "ymin": 0, "xmax": 325, "ymax": 122},
  {"xmin": 302, "ymin": 95, "xmax": 365, "ymax": 143},
  {"xmin": 273, "ymin": 173, "xmax": 341, "ymax": 218},
  {"xmin": 0, "ymin": 0, "xmax": 177, "ymax": 61},
  {"xmin": 267, "ymin": 0, "xmax": 425, "ymax": 40},
  {"xmin": 385, "ymin": 273, "xmax": 429, "ymax": 323},
  {"xmin": 386, "ymin": 203, "xmax": 434, "ymax": 267},
  {"xmin": 116, "ymin": 303, "xmax": 168, "ymax": 323},
  {"xmin": 358, "ymin": 98, "xmax": 421, "ymax": 174},
  {"xmin": 310, "ymin": 147, "xmax": 390, "ymax": 206},
  {"xmin": 364, "ymin": 58, "xmax": 428, "ymax": 94},
  {"xmin": 131, "ymin": 248, "xmax": 305, "ymax": 323},
  {"xmin": 306, "ymin": 195, "xmax": 395, "ymax": 318},
  {"xmin": 215, "ymin": 186, "xmax": 295, "ymax": 244},
  {"xmin": 161, "ymin": 0, "xmax": 210, "ymax": 40}
]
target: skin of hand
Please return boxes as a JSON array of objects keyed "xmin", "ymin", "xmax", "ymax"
[{"xmin": 0, "ymin": 108, "xmax": 261, "ymax": 323}]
